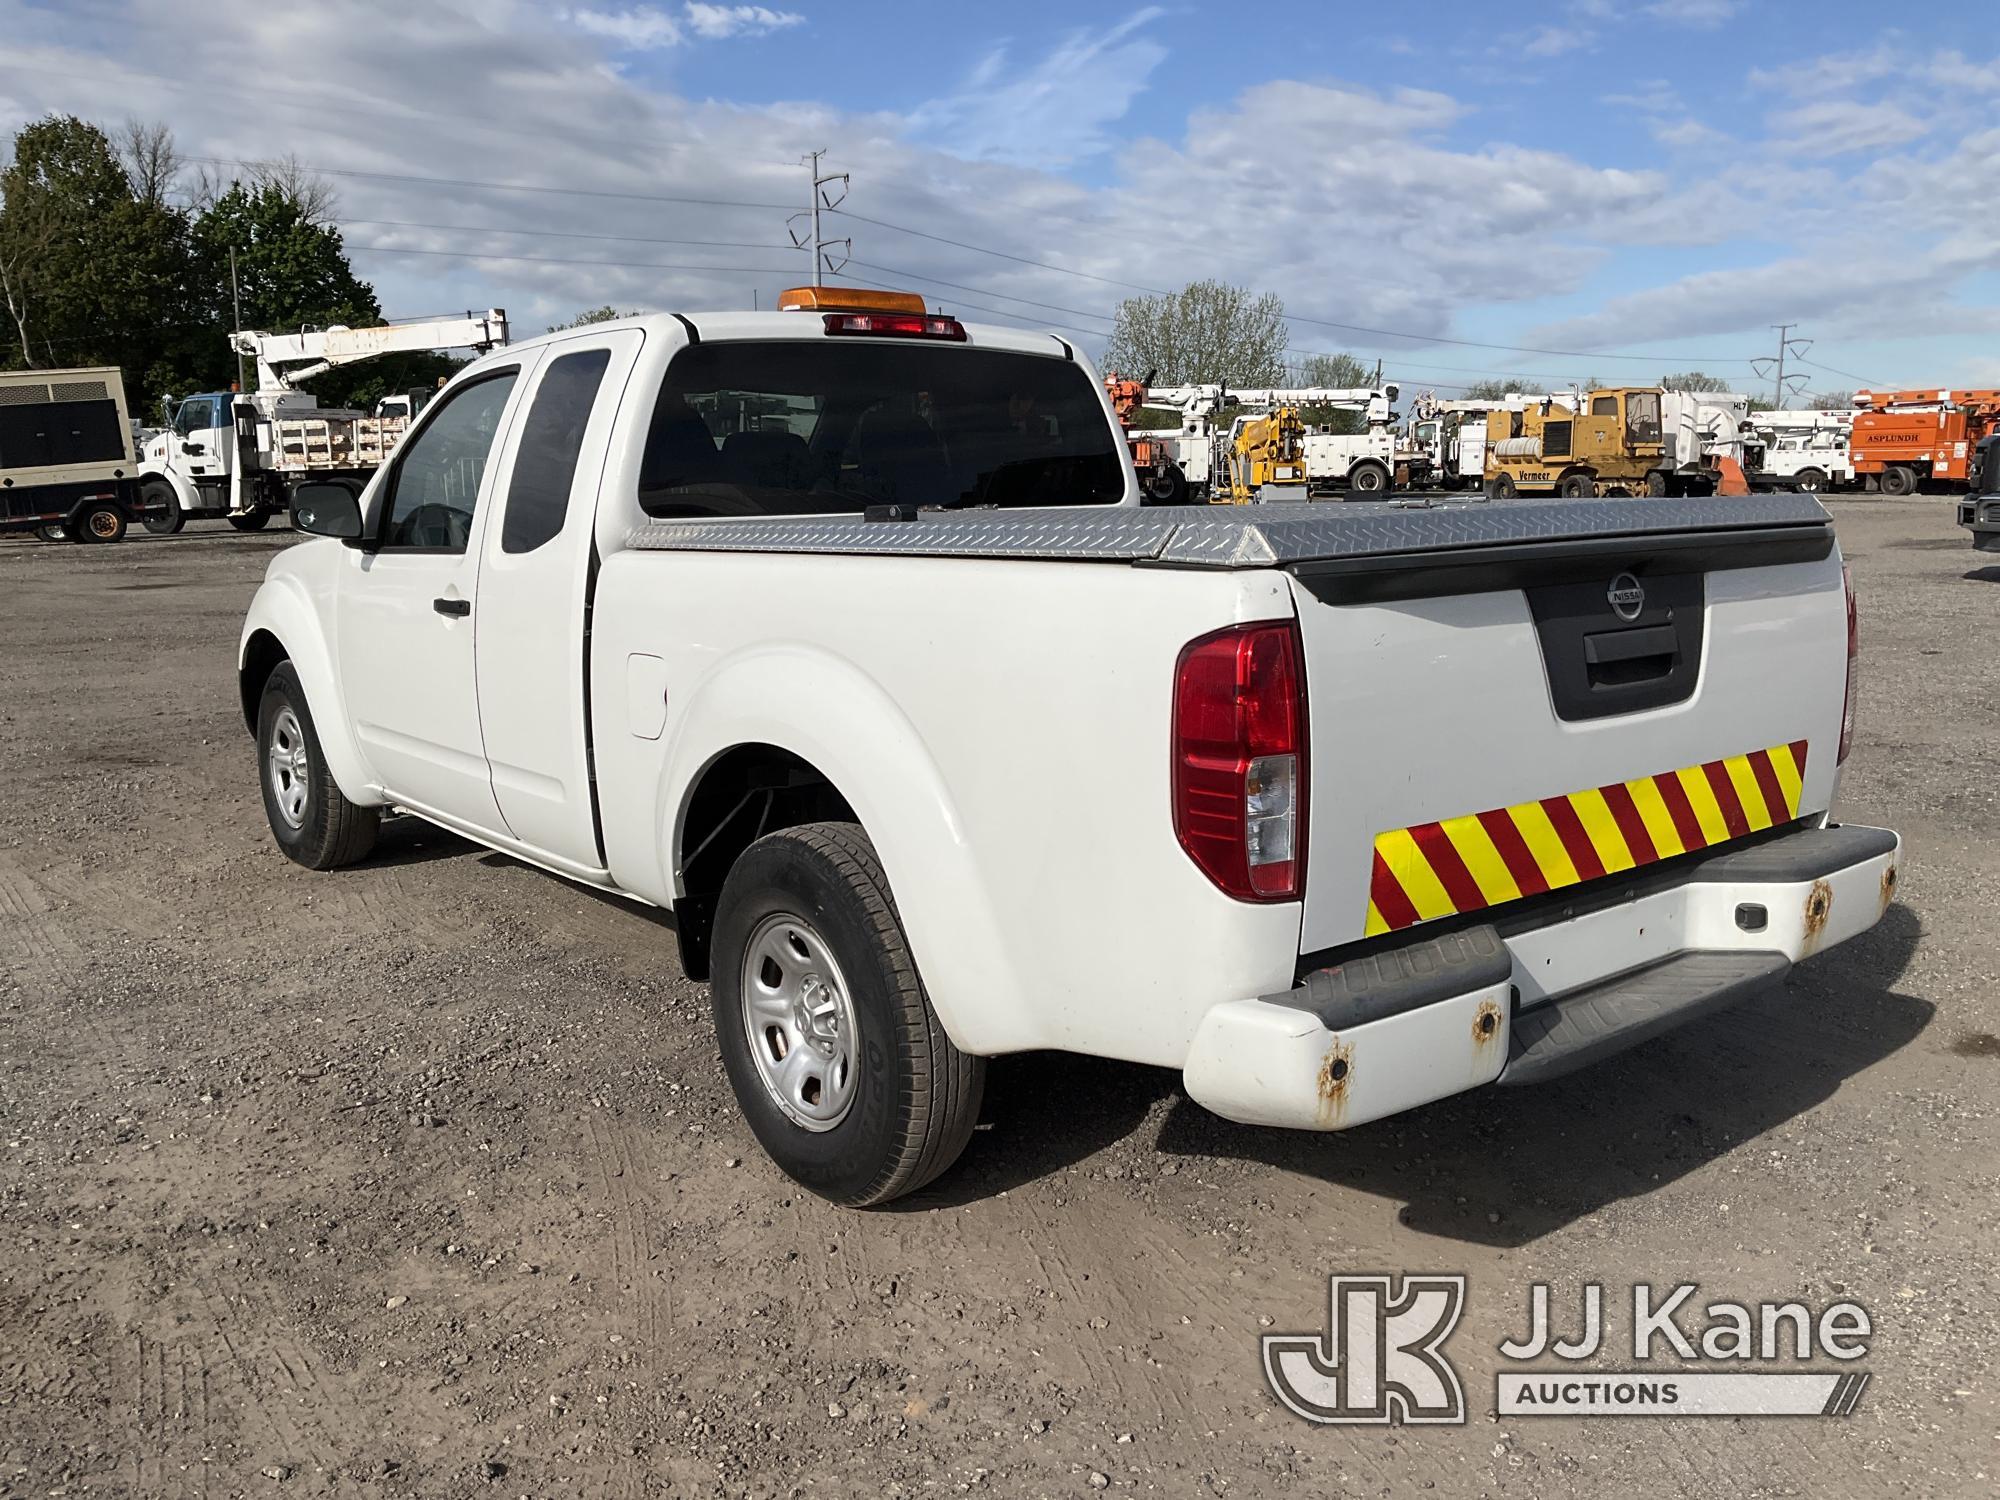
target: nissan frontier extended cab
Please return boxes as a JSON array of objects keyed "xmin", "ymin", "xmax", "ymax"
[{"xmin": 239, "ymin": 286, "xmax": 1900, "ymax": 1205}]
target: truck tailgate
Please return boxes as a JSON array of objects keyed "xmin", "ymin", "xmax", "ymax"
[{"xmin": 1281, "ymin": 500, "xmax": 1845, "ymax": 955}]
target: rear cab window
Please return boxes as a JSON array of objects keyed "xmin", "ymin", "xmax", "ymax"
[{"xmin": 636, "ymin": 340, "xmax": 1124, "ymax": 518}]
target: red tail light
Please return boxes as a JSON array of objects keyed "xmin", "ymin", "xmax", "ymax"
[
  {"xmin": 822, "ymin": 312, "xmax": 966, "ymax": 340},
  {"xmin": 1838, "ymin": 563, "xmax": 1858, "ymax": 764},
  {"xmin": 1172, "ymin": 622, "xmax": 1307, "ymax": 901}
]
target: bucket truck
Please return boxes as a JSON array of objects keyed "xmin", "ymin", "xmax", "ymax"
[
  {"xmin": 137, "ymin": 310, "xmax": 508, "ymax": 533},
  {"xmin": 1131, "ymin": 383, "xmax": 1402, "ymax": 500}
]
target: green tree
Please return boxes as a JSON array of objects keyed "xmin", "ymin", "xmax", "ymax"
[
  {"xmin": 1295, "ymin": 350, "xmax": 1373, "ymax": 433},
  {"xmin": 1659, "ymin": 370, "xmax": 1733, "ymax": 392},
  {"xmin": 0, "ymin": 114, "xmax": 195, "ymax": 410},
  {"xmin": 548, "ymin": 304, "xmax": 637, "ymax": 332},
  {"xmin": 1460, "ymin": 378, "xmax": 1545, "ymax": 400},
  {"xmin": 1103, "ymin": 279, "xmax": 1288, "ymax": 387},
  {"xmin": 188, "ymin": 179, "xmax": 392, "ymax": 404}
]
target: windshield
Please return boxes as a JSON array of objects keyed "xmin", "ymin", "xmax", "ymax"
[
  {"xmin": 637, "ymin": 339, "xmax": 1125, "ymax": 517},
  {"xmin": 173, "ymin": 397, "xmax": 218, "ymax": 436},
  {"xmin": 1626, "ymin": 391, "xmax": 1662, "ymax": 444}
]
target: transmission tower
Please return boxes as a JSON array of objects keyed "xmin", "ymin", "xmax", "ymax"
[
  {"xmin": 1751, "ymin": 324, "xmax": 1812, "ymax": 408},
  {"xmin": 789, "ymin": 150, "xmax": 850, "ymax": 287}
]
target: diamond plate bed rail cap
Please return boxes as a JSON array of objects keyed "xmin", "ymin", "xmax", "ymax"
[{"xmin": 624, "ymin": 492, "xmax": 1831, "ymax": 568}]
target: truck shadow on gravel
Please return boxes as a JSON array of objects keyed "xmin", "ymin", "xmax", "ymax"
[{"xmin": 921, "ymin": 904, "xmax": 1929, "ymax": 1246}]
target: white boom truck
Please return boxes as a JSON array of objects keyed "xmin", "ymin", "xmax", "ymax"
[
  {"xmin": 238, "ymin": 285, "xmax": 1898, "ymax": 1206},
  {"xmin": 1747, "ymin": 410, "xmax": 1853, "ymax": 493},
  {"xmin": 139, "ymin": 311, "xmax": 508, "ymax": 533},
  {"xmin": 1143, "ymin": 384, "xmax": 1402, "ymax": 498}
]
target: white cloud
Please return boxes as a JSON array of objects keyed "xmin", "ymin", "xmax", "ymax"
[
  {"xmin": 562, "ymin": 2, "xmax": 802, "ymax": 51},
  {"xmin": 1644, "ymin": 0, "xmax": 1739, "ymax": 27},
  {"xmin": 565, "ymin": 5, "xmax": 683, "ymax": 50},
  {"xmin": 907, "ymin": 9, "xmax": 1168, "ymax": 170},
  {"xmin": 1769, "ymin": 98, "xmax": 1929, "ymax": 155},
  {"xmin": 683, "ymin": 3, "xmax": 803, "ymax": 40},
  {"xmin": 1523, "ymin": 26, "xmax": 1588, "ymax": 58}
]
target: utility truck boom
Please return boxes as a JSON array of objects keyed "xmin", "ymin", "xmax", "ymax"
[{"xmin": 139, "ymin": 310, "xmax": 510, "ymax": 535}]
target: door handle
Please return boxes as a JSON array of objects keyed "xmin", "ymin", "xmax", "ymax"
[{"xmin": 433, "ymin": 597, "xmax": 471, "ymax": 617}]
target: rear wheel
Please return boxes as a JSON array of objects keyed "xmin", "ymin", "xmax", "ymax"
[
  {"xmin": 1144, "ymin": 464, "xmax": 1188, "ymax": 506},
  {"xmin": 1348, "ymin": 461, "xmax": 1389, "ymax": 496},
  {"xmin": 228, "ymin": 507, "xmax": 272, "ymax": 532},
  {"xmin": 140, "ymin": 480, "xmax": 184, "ymax": 534},
  {"xmin": 1878, "ymin": 465, "xmax": 1916, "ymax": 497},
  {"xmin": 78, "ymin": 503, "xmax": 127, "ymax": 543},
  {"xmin": 1793, "ymin": 467, "xmax": 1827, "ymax": 493},
  {"xmin": 712, "ymin": 822, "xmax": 984, "ymax": 1206},
  {"xmin": 1557, "ymin": 470, "xmax": 1596, "ymax": 498},
  {"xmin": 256, "ymin": 662, "xmax": 380, "ymax": 869},
  {"xmin": 1484, "ymin": 472, "xmax": 1516, "ymax": 498}
]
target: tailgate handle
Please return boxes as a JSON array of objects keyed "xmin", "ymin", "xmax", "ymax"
[{"xmin": 1583, "ymin": 623, "xmax": 1677, "ymax": 686}]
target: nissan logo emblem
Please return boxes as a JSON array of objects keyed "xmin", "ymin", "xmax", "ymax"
[{"xmin": 1607, "ymin": 573, "xmax": 1645, "ymax": 621}]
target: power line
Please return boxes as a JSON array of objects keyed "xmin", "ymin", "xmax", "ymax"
[
  {"xmin": 184, "ymin": 154, "xmax": 793, "ymax": 214},
  {"xmin": 342, "ymin": 218, "xmax": 796, "ymax": 254},
  {"xmin": 1798, "ymin": 355, "xmax": 1883, "ymax": 389}
]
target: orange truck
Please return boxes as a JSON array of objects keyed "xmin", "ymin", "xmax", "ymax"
[
  {"xmin": 1103, "ymin": 371, "xmax": 1189, "ymax": 504},
  {"xmin": 1849, "ymin": 388, "xmax": 2000, "ymax": 494}
]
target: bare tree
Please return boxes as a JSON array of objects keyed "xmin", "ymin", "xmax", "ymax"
[
  {"xmin": 249, "ymin": 153, "xmax": 336, "ymax": 224},
  {"xmin": 1461, "ymin": 378, "xmax": 1545, "ymax": 400},
  {"xmin": 1658, "ymin": 370, "xmax": 1733, "ymax": 392},
  {"xmin": 1103, "ymin": 280, "xmax": 1289, "ymax": 387},
  {"xmin": 1812, "ymin": 389, "xmax": 1855, "ymax": 410},
  {"xmin": 116, "ymin": 118, "xmax": 181, "ymax": 207}
]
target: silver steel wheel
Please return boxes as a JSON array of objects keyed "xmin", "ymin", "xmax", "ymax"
[
  {"xmin": 266, "ymin": 705, "xmax": 310, "ymax": 830},
  {"xmin": 739, "ymin": 912, "xmax": 860, "ymax": 1132}
]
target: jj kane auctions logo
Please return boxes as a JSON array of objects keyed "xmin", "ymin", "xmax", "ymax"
[{"xmin": 1264, "ymin": 1276, "xmax": 1873, "ymax": 1423}]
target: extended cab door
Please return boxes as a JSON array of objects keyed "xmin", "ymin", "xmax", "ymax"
[
  {"xmin": 335, "ymin": 359, "xmax": 536, "ymax": 832},
  {"xmin": 471, "ymin": 328, "xmax": 644, "ymax": 869}
]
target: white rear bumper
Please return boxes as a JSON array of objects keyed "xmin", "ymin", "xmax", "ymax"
[{"xmin": 1182, "ymin": 824, "xmax": 1900, "ymax": 1131}]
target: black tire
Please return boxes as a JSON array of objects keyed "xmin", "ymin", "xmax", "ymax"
[
  {"xmin": 1348, "ymin": 461, "xmax": 1389, "ymax": 495},
  {"xmin": 1644, "ymin": 470, "xmax": 1669, "ymax": 497},
  {"xmin": 228, "ymin": 508, "xmax": 272, "ymax": 532},
  {"xmin": 1878, "ymin": 465, "xmax": 1915, "ymax": 497},
  {"xmin": 1793, "ymin": 467, "xmax": 1827, "ymax": 493},
  {"xmin": 74, "ymin": 503, "xmax": 127, "ymax": 543},
  {"xmin": 712, "ymin": 822, "xmax": 984, "ymax": 1206},
  {"xmin": 256, "ymin": 661, "xmax": 380, "ymax": 870},
  {"xmin": 1557, "ymin": 470, "xmax": 1596, "ymax": 498},
  {"xmin": 1484, "ymin": 473, "xmax": 1516, "ymax": 498},
  {"xmin": 34, "ymin": 522, "xmax": 66, "ymax": 543},
  {"xmin": 1144, "ymin": 465, "xmax": 1188, "ymax": 506},
  {"xmin": 141, "ymin": 480, "xmax": 184, "ymax": 534}
]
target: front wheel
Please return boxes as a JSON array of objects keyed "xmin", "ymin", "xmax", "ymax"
[
  {"xmin": 712, "ymin": 822, "xmax": 984, "ymax": 1206},
  {"xmin": 1557, "ymin": 470, "xmax": 1596, "ymax": 498},
  {"xmin": 256, "ymin": 662, "xmax": 380, "ymax": 869},
  {"xmin": 1484, "ymin": 473, "xmax": 1516, "ymax": 498},
  {"xmin": 141, "ymin": 481, "xmax": 184, "ymax": 534},
  {"xmin": 34, "ymin": 522, "xmax": 66, "ymax": 543}
]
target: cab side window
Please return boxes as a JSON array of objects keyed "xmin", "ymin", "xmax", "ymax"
[
  {"xmin": 503, "ymin": 350, "xmax": 611, "ymax": 553},
  {"xmin": 380, "ymin": 370, "xmax": 519, "ymax": 553},
  {"xmin": 173, "ymin": 397, "xmax": 216, "ymax": 436},
  {"xmin": 1590, "ymin": 396, "xmax": 1617, "ymax": 417}
]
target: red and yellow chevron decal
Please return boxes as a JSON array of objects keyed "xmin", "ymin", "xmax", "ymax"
[{"xmin": 1366, "ymin": 740, "xmax": 1809, "ymax": 936}]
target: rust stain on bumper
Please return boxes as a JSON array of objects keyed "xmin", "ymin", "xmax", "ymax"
[
  {"xmin": 1472, "ymin": 998, "xmax": 1504, "ymax": 1052},
  {"xmin": 1315, "ymin": 1039, "xmax": 1354, "ymax": 1128},
  {"xmin": 1803, "ymin": 879, "xmax": 1834, "ymax": 952},
  {"xmin": 1880, "ymin": 862, "xmax": 1899, "ymax": 912}
]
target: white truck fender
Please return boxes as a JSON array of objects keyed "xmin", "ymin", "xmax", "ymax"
[
  {"xmin": 656, "ymin": 645, "xmax": 1031, "ymax": 1056},
  {"xmin": 137, "ymin": 462, "xmax": 198, "ymax": 511},
  {"xmin": 238, "ymin": 574, "xmax": 382, "ymax": 806}
]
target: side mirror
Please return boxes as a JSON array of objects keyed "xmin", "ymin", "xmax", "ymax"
[{"xmin": 290, "ymin": 482, "xmax": 365, "ymax": 543}]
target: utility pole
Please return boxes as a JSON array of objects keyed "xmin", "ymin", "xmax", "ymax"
[
  {"xmin": 789, "ymin": 149, "xmax": 850, "ymax": 287},
  {"xmin": 230, "ymin": 246, "xmax": 246, "ymax": 392},
  {"xmin": 1752, "ymin": 323, "xmax": 1811, "ymax": 408}
]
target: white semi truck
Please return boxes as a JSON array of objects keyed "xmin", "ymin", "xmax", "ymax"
[
  {"xmin": 238, "ymin": 284, "xmax": 1895, "ymax": 1205},
  {"xmin": 139, "ymin": 311, "xmax": 507, "ymax": 533}
]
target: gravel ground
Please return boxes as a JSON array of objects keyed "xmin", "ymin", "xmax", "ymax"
[{"xmin": 0, "ymin": 498, "xmax": 1994, "ymax": 1498}]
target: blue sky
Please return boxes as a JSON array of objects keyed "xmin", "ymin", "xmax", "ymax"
[{"xmin": 5, "ymin": 0, "xmax": 2000, "ymax": 401}]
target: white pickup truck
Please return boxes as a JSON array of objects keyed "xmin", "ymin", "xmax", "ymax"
[{"xmin": 239, "ymin": 287, "xmax": 1901, "ymax": 1205}]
